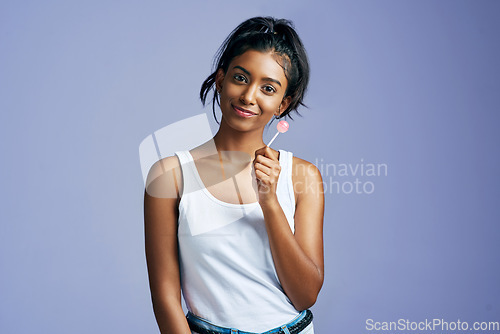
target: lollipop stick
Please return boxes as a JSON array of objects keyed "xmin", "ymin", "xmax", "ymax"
[{"xmin": 267, "ymin": 132, "xmax": 279, "ymax": 147}]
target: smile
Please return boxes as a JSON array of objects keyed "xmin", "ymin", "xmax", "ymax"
[{"xmin": 232, "ymin": 105, "xmax": 258, "ymax": 118}]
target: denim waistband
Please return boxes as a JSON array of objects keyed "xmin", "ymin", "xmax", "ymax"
[{"xmin": 186, "ymin": 309, "xmax": 313, "ymax": 334}]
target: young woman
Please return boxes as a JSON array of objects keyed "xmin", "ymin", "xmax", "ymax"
[{"xmin": 144, "ymin": 17, "xmax": 324, "ymax": 333}]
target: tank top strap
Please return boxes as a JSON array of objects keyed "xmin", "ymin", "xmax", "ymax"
[
  {"xmin": 278, "ymin": 149, "xmax": 296, "ymax": 208},
  {"xmin": 174, "ymin": 151, "xmax": 200, "ymax": 197}
]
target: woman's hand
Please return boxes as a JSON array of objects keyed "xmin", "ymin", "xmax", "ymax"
[{"xmin": 253, "ymin": 146, "xmax": 281, "ymax": 205}]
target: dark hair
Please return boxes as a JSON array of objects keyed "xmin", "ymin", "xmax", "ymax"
[{"xmin": 200, "ymin": 16, "xmax": 310, "ymax": 123}]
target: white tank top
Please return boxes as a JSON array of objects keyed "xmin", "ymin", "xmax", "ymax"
[{"xmin": 174, "ymin": 149, "xmax": 299, "ymax": 332}]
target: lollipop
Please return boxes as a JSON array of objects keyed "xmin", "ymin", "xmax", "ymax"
[{"xmin": 267, "ymin": 120, "xmax": 289, "ymax": 147}]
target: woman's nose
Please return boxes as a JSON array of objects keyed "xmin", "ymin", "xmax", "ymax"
[{"xmin": 240, "ymin": 85, "xmax": 257, "ymax": 105}]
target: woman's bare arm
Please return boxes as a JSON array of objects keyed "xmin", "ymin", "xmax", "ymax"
[
  {"xmin": 255, "ymin": 148, "xmax": 325, "ymax": 310},
  {"xmin": 144, "ymin": 157, "xmax": 191, "ymax": 333}
]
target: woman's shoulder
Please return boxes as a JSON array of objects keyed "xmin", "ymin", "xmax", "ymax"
[
  {"xmin": 290, "ymin": 155, "xmax": 322, "ymax": 179},
  {"xmin": 145, "ymin": 155, "xmax": 183, "ymax": 200},
  {"xmin": 289, "ymin": 153, "xmax": 324, "ymax": 201},
  {"xmin": 147, "ymin": 155, "xmax": 182, "ymax": 181}
]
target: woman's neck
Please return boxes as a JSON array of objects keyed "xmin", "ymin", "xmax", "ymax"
[{"xmin": 213, "ymin": 122, "xmax": 266, "ymax": 159}]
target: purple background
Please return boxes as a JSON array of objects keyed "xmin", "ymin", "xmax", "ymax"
[{"xmin": 1, "ymin": 1, "xmax": 499, "ymax": 333}]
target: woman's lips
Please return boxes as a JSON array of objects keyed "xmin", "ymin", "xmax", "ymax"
[{"xmin": 232, "ymin": 105, "xmax": 257, "ymax": 118}]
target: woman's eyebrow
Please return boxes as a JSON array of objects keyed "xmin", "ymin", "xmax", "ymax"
[
  {"xmin": 233, "ymin": 65, "xmax": 251, "ymax": 76},
  {"xmin": 233, "ymin": 65, "xmax": 282, "ymax": 87}
]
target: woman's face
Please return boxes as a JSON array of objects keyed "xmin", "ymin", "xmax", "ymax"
[{"xmin": 216, "ymin": 49, "xmax": 291, "ymax": 133}]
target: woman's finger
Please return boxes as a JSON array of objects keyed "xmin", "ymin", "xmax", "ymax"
[
  {"xmin": 254, "ymin": 154, "xmax": 274, "ymax": 168},
  {"xmin": 254, "ymin": 162, "xmax": 271, "ymax": 176},
  {"xmin": 263, "ymin": 146, "xmax": 278, "ymax": 160}
]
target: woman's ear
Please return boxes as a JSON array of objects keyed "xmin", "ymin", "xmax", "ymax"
[
  {"xmin": 215, "ymin": 68, "xmax": 225, "ymax": 92},
  {"xmin": 278, "ymin": 96, "xmax": 292, "ymax": 116}
]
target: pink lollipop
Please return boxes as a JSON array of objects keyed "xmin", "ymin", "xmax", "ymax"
[{"xmin": 267, "ymin": 120, "xmax": 289, "ymax": 146}]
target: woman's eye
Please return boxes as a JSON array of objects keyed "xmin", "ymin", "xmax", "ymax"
[
  {"xmin": 263, "ymin": 85, "xmax": 276, "ymax": 93},
  {"xmin": 233, "ymin": 74, "xmax": 247, "ymax": 83}
]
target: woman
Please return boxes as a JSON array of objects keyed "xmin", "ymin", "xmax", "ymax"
[{"xmin": 144, "ymin": 16, "xmax": 324, "ymax": 333}]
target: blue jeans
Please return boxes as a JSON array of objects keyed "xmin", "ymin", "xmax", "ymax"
[{"xmin": 186, "ymin": 309, "xmax": 314, "ymax": 334}]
